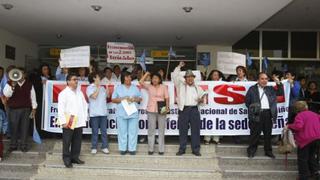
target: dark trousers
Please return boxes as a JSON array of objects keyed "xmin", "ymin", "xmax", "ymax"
[
  {"xmin": 62, "ymin": 128, "xmax": 83, "ymax": 164},
  {"xmin": 8, "ymin": 108, "xmax": 30, "ymax": 149},
  {"xmin": 247, "ymin": 110, "xmax": 272, "ymax": 154},
  {"xmin": 178, "ymin": 106, "xmax": 201, "ymax": 153},
  {"xmin": 297, "ymin": 140, "xmax": 320, "ymax": 180}
]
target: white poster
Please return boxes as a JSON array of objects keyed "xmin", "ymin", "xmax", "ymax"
[
  {"xmin": 217, "ymin": 52, "xmax": 246, "ymax": 75},
  {"xmin": 107, "ymin": 42, "xmax": 136, "ymax": 64},
  {"xmin": 60, "ymin": 46, "xmax": 90, "ymax": 68}
]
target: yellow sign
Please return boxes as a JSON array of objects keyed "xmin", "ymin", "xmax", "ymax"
[
  {"xmin": 49, "ymin": 48, "xmax": 61, "ymax": 57},
  {"xmin": 151, "ymin": 50, "xmax": 168, "ymax": 58}
]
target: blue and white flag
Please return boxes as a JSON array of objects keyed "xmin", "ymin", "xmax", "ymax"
[
  {"xmin": 32, "ymin": 118, "xmax": 42, "ymax": 144},
  {"xmin": 139, "ymin": 49, "xmax": 147, "ymax": 71},
  {"xmin": 168, "ymin": 46, "xmax": 176, "ymax": 57},
  {"xmin": 246, "ymin": 51, "xmax": 253, "ymax": 67},
  {"xmin": 262, "ymin": 56, "xmax": 269, "ymax": 72}
]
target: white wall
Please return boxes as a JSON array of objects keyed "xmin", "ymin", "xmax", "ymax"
[
  {"xmin": 0, "ymin": 28, "xmax": 39, "ymax": 70},
  {"xmin": 196, "ymin": 45, "xmax": 232, "ymax": 78}
]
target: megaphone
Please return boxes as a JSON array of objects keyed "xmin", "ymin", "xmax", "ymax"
[{"xmin": 8, "ymin": 68, "xmax": 23, "ymax": 82}]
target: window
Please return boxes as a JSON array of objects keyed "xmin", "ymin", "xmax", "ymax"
[
  {"xmin": 233, "ymin": 31, "xmax": 259, "ymax": 57},
  {"xmin": 291, "ymin": 32, "xmax": 317, "ymax": 58},
  {"xmin": 262, "ymin": 31, "xmax": 288, "ymax": 58}
]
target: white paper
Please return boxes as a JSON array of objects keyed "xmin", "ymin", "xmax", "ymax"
[
  {"xmin": 107, "ymin": 42, "xmax": 136, "ymax": 64},
  {"xmin": 121, "ymin": 99, "xmax": 138, "ymax": 116},
  {"xmin": 217, "ymin": 52, "xmax": 246, "ymax": 75},
  {"xmin": 60, "ymin": 46, "xmax": 90, "ymax": 68}
]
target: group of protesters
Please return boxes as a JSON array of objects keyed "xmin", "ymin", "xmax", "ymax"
[{"xmin": 0, "ymin": 60, "xmax": 320, "ymax": 180}]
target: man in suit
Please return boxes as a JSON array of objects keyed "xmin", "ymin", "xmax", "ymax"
[{"xmin": 245, "ymin": 72, "xmax": 283, "ymax": 159}]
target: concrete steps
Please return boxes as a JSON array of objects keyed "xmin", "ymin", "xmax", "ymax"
[
  {"xmin": 216, "ymin": 144, "xmax": 298, "ymax": 180},
  {"xmin": 0, "ymin": 139, "xmax": 54, "ymax": 180},
  {"xmin": 32, "ymin": 142, "xmax": 222, "ymax": 180},
  {"xmin": 1, "ymin": 139, "xmax": 301, "ymax": 180}
]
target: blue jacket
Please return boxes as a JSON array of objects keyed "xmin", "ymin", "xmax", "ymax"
[{"xmin": 245, "ymin": 83, "xmax": 283, "ymax": 123}]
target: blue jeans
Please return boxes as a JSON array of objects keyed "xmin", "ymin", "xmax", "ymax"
[
  {"xmin": 90, "ymin": 116, "xmax": 108, "ymax": 149},
  {"xmin": 0, "ymin": 109, "xmax": 7, "ymax": 134}
]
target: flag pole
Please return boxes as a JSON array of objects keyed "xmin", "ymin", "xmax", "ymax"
[{"xmin": 165, "ymin": 48, "xmax": 171, "ymax": 81}]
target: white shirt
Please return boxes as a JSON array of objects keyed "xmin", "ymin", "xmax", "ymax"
[
  {"xmin": 58, "ymin": 86, "xmax": 88, "ymax": 128},
  {"xmin": 185, "ymin": 85, "xmax": 199, "ymax": 106},
  {"xmin": 3, "ymin": 80, "xmax": 38, "ymax": 109},
  {"xmin": 112, "ymin": 73, "xmax": 121, "ymax": 82},
  {"xmin": 236, "ymin": 77, "xmax": 248, "ymax": 82},
  {"xmin": 101, "ymin": 77, "xmax": 116, "ymax": 84},
  {"xmin": 172, "ymin": 66, "xmax": 204, "ymax": 111},
  {"xmin": 258, "ymin": 85, "xmax": 270, "ymax": 109}
]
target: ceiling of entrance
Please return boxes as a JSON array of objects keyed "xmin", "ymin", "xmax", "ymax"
[{"xmin": 0, "ymin": 0, "xmax": 292, "ymax": 45}]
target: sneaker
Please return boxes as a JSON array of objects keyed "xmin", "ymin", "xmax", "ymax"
[
  {"xmin": 102, "ymin": 148, "xmax": 110, "ymax": 154},
  {"xmin": 91, "ymin": 149, "xmax": 97, "ymax": 154}
]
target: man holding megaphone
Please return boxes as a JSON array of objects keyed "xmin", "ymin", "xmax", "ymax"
[{"xmin": 3, "ymin": 67, "xmax": 37, "ymax": 152}]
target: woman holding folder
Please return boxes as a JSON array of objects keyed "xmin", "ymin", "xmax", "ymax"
[
  {"xmin": 112, "ymin": 71, "xmax": 142, "ymax": 155},
  {"xmin": 140, "ymin": 72, "xmax": 169, "ymax": 155}
]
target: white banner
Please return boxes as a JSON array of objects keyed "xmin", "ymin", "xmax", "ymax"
[
  {"xmin": 107, "ymin": 42, "xmax": 135, "ymax": 64},
  {"xmin": 43, "ymin": 80, "xmax": 290, "ymax": 135},
  {"xmin": 217, "ymin": 52, "xmax": 246, "ymax": 75},
  {"xmin": 60, "ymin": 46, "xmax": 90, "ymax": 68}
]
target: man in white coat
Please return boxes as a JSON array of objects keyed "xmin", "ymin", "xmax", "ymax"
[
  {"xmin": 58, "ymin": 73, "xmax": 88, "ymax": 168},
  {"xmin": 172, "ymin": 62, "xmax": 205, "ymax": 156}
]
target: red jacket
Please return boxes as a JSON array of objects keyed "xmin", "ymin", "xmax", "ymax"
[{"xmin": 288, "ymin": 110, "xmax": 320, "ymax": 148}]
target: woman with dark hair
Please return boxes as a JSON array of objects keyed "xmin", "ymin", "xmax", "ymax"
[
  {"xmin": 235, "ymin": 66, "xmax": 247, "ymax": 82},
  {"xmin": 36, "ymin": 64, "xmax": 55, "ymax": 137},
  {"xmin": 112, "ymin": 71, "xmax": 142, "ymax": 155},
  {"xmin": 86, "ymin": 72, "xmax": 109, "ymax": 154},
  {"xmin": 305, "ymin": 81, "xmax": 320, "ymax": 113},
  {"xmin": 39, "ymin": 63, "xmax": 54, "ymax": 83},
  {"xmin": 78, "ymin": 67, "xmax": 88, "ymax": 81},
  {"xmin": 204, "ymin": 70, "xmax": 224, "ymax": 145},
  {"xmin": 140, "ymin": 72, "xmax": 169, "ymax": 155},
  {"xmin": 112, "ymin": 65, "xmax": 121, "ymax": 82},
  {"xmin": 158, "ymin": 68, "xmax": 166, "ymax": 81}
]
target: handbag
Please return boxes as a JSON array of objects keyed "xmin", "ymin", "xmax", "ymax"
[
  {"xmin": 278, "ymin": 128, "xmax": 296, "ymax": 154},
  {"xmin": 248, "ymin": 90, "xmax": 265, "ymax": 123},
  {"xmin": 157, "ymin": 101, "xmax": 168, "ymax": 115}
]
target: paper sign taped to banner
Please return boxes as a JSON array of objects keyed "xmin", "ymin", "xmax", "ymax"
[
  {"xmin": 107, "ymin": 42, "xmax": 136, "ymax": 64},
  {"xmin": 60, "ymin": 46, "xmax": 90, "ymax": 68},
  {"xmin": 217, "ymin": 52, "xmax": 246, "ymax": 75}
]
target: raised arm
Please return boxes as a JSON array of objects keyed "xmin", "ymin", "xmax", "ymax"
[
  {"xmin": 171, "ymin": 61, "xmax": 186, "ymax": 86},
  {"xmin": 139, "ymin": 71, "xmax": 151, "ymax": 89}
]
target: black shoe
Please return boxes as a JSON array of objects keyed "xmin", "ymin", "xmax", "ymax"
[
  {"xmin": 148, "ymin": 151, "xmax": 154, "ymax": 155},
  {"xmin": 120, "ymin": 151, "xmax": 127, "ymax": 155},
  {"xmin": 71, "ymin": 159, "xmax": 85, "ymax": 164},
  {"xmin": 64, "ymin": 162, "xmax": 73, "ymax": 168},
  {"xmin": 247, "ymin": 152, "xmax": 254, "ymax": 158},
  {"xmin": 129, "ymin": 151, "xmax": 136, "ymax": 155},
  {"xmin": 158, "ymin": 152, "xmax": 164, "ymax": 155},
  {"xmin": 265, "ymin": 152, "xmax": 275, "ymax": 159},
  {"xmin": 8, "ymin": 147, "xmax": 17, "ymax": 153},
  {"xmin": 21, "ymin": 147, "xmax": 28, "ymax": 153},
  {"xmin": 192, "ymin": 152, "xmax": 201, "ymax": 156},
  {"xmin": 176, "ymin": 151, "xmax": 185, "ymax": 156}
]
